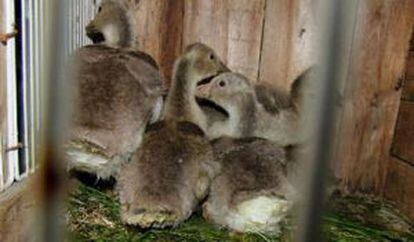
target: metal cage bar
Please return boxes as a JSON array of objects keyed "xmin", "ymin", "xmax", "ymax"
[
  {"xmin": 1, "ymin": 0, "xmax": 96, "ymax": 193},
  {"xmin": 2, "ymin": 0, "xmax": 18, "ymax": 191},
  {"xmin": 295, "ymin": 0, "xmax": 359, "ymax": 241}
]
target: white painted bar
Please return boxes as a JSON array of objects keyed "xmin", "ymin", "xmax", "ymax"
[
  {"xmin": 3, "ymin": 0, "xmax": 18, "ymax": 190},
  {"xmin": 1, "ymin": 0, "xmax": 96, "ymax": 192}
]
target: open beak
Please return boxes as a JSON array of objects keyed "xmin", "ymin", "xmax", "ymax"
[{"xmin": 197, "ymin": 62, "xmax": 230, "ymax": 87}]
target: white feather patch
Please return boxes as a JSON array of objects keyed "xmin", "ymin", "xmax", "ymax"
[
  {"xmin": 225, "ymin": 196, "xmax": 292, "ymax": 234},
  {"xmin": 150, "ymin": 97, "xmax": 163, "ymax": 123},
  {"xmin": 102, "ymin": 24, "xmax": 121, "ymax": 47}
]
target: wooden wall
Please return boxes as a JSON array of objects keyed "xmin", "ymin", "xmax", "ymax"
[
  {"xmin": 133, "ymin": 0, "xmax": 316, "ymax": 88},
  {"xmin": 335, "ymin": 0, "xmax": 414, "ymax": 195}
]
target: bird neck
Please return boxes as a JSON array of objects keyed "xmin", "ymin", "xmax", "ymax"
[{"xmin": 164, "ymin": 59, "xmax": 202, "ymax": 124}]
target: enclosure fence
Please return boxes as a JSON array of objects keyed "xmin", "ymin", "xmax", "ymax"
[{"xmin": 0, "ymin": 0, "xmax": 100, "ymax": 192}]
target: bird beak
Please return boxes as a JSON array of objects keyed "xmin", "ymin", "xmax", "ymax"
[
  {"xmin": 196, "ymin": 84, "xmax": 211, "ymax": 98},
  {"xmin": 218, "ymin": 61, "xmax": 230, "ymax": 74}
]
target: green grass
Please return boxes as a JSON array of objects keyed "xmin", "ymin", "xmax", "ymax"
[{"xmin": 67, "ymin": 184, "xmax": 413, "ymax": 242}]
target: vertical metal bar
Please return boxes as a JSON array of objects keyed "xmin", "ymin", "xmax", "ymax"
[
  {"xmin": 71, "ymin": 0, "xmax": 74, "ymax": 53},
  {"xmin": 67, "ymin": 1, "xmax": 71, "ymax": 54},
  {"xmin": 85, "ymin": 0, "xmax": 89, "ymax": 45},
  {"xmin": 39, "ymin": 0, "xmax": 71, "ymax": 240},
  {"xmin": 87, "ymin": 0, "xmax": 92, "ymax": 45},
  {"xmin": 4, "ymin": 0, "xmax": 18, "ymax": 189},
  {"xmin": 77, "ymin": 0, "xmax": 80, "ymax": 48},
  {"xmin": 36, "ymin": 0, "xmax": 46, "ymax": 171},
  {"xmin": 26, "ymin": 0, "xmax": 38, "ymax": 172},
  {"xmin": 295, "ymin": 0, "xmax": 359, "ymax": 241},
  {"xmin": 80, "ymin": 0, "xmax": 83, "ymax": 47},
  {"xmin": 34, "ymin": 0, "xmax": 44, "ymax": 172},
  {"xmin": 27, "ymin": 0, "xmax": 35, "ymax": 173},
  {"xmin": 82, "ymin": 0, "xmax": 86, "ymax": 45}
]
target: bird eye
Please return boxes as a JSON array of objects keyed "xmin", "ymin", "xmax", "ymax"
[
  {"xmin": 219, "ymin": 81, "xmax": 226, "ymax": 87},
  {"xmin": 209, "ymin": 53, "xmax": 215, "ymax": 60},
  {"xmin": 98, "ymin": 6, "xmax": 102, "ymax": 13}
]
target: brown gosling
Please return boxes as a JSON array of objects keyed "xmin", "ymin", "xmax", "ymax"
[
  {"xmin": 85, "ymin": 0, "xmax": 140, "ymax": 48},
  {"xmin": 117, "ymin": 43, "xmax": 228, "ymax": 228},
  {"xmin": 66, "ymin": 0, "xmax": 164, "ymax": 180},
  {"xmin": 203, "ymin": 137, "xmax": 295, "ymax": 234}
]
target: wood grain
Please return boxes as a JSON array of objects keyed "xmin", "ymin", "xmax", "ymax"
[
  {"xmin": 392, "ymin": 101, "xmax": 414, "ymax": 166},
  {"xmin": 402, "ymin": 80, "xmax": 414, "ymax": 101},
  {"xmin": 183, "ymin": 0, "xmax": 265, "ymax": 82},
  {"xmin": 336, "ymin": 0, "xmax": 414, "ymax": 195},
  {"xmin": 133, "ymin": 0, "xmax": 184, "ymax": 84},
  {"xmin": 402, "ymin": 51, "xmax": 414, "ymax": 101},
  {"xmin": 258, "ymin": 0, "xmax": 315, "ymax": 90},
  {"xmin": 183, "ymin": 0, "xmax": 230, "ymax": 63},
  {"xmin": 259, "ymin": 0, "xmax": 295, "ymax": 89},
  {"xmin": 133, "ymin": 0, "xmax": 165, "ymax": 61},
  {"xmin": 406, "ymin": 51, "xmax": 414, "ymax": 80},
  {"xmin": 226, "ymin": 0, "xmax": 265, "ymax": 81},
  {"xmin": 384, "ymin": 157, "xmax": 414, "ymax": 221},
  {"xmin": 159, "ymin": 0, "xmax": 184, "ymax": 84}
]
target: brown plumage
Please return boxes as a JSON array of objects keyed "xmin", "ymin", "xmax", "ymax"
[
  {"xmin": 203, "ymin": 137, "xmax": 294, "ymax": 234},
  {"xmin": 117, "ymin": 43, "xmax": 227, "ymax": 228},
  {"xmin": 66, "ymin": 0, "xmax": 164, "ymax": 180}
]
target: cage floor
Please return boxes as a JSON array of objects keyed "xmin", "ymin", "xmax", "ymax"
[{"xmin": 67, "ymin": 182, "xmax": 413, "ymax": 242}]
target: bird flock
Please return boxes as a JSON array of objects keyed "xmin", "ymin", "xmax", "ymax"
[{"xmin": 65, "ymin": 0, "xmax": 311, "ymax": 234}]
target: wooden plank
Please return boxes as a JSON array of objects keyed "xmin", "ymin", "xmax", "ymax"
[
  {"xmin": 287, "ymin": 0, "xmax": 317, "ymax": 89},
  {"xmin": 258, "ymin": 0, "xmax": 315, "ymax": 90},
  {"xmin": 402, "ymin": 79, "xmax": 414, "ymax": 101},
  {"xmin": 336, "ymin": 0, "xmax": 414, "ymax": 195},
  {"xmin": 402, "ymin": 49, "xmax": 414, "ymax": 102},
  {"xmin": 259, "ymin": 0, "xmax": 296, "ymax": 89},
  {"xmin": 391, "ymin": 101, "xmax": 414, "ymax": 165},
  {"xmin": 183, "ymin": 0, "xmax": 230, "ymax": 63},
  {"xmin": 226, "ymin": 0, "xmax": 265, "ymax": 81},
  {"xmin": 183, "ymin": 0, "xmax": 265, "ymax": 82},
  {"xmin": 159, "ymin": 0, "xmax": 184, "ymax": 84},
  {"xmin": 405, "ymin": 51, "xmax": 414, "ymax": 80},
  {"xmin": 134, "ymin": 0, "xmax": 165, "ymax": 59},
  {"xmin": 133, "ymin": 0, "xmax": 184, "ymax": 84},
  {"xmin": 384, "ymin": 157, "xmax": 414, "ymax": 222}
]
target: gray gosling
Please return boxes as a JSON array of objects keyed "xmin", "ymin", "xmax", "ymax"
[
  {"xmin": 66, "ymin": 0, "xmax": 164, "ymax": 180},
  {"xmin": 203, "ymin": 137, "xmax": 295, "ymax": 234},
  {"xmin": 117, "ymin": 43, "xmax": 227, "ymax": 228},
  {"xmin": 197, "ymin": 72, "xmax": 306, "ymax": 146},
  {"xmin": 86, "ymin": 0, "xmax": 140, "ymax": 48}
]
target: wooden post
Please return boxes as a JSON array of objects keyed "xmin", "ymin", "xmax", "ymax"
[
  {"xmin": 384, "ymin": 32, "xmax": 414, "ymax": 221},
  {"xmin": 335, "ymin": 0, "xmax": 414, "ymax": 195}
]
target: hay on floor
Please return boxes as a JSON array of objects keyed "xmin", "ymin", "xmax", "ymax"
[{"xmin": 67, "ymin": 183, "xmax": 413, "ymax": 242}]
